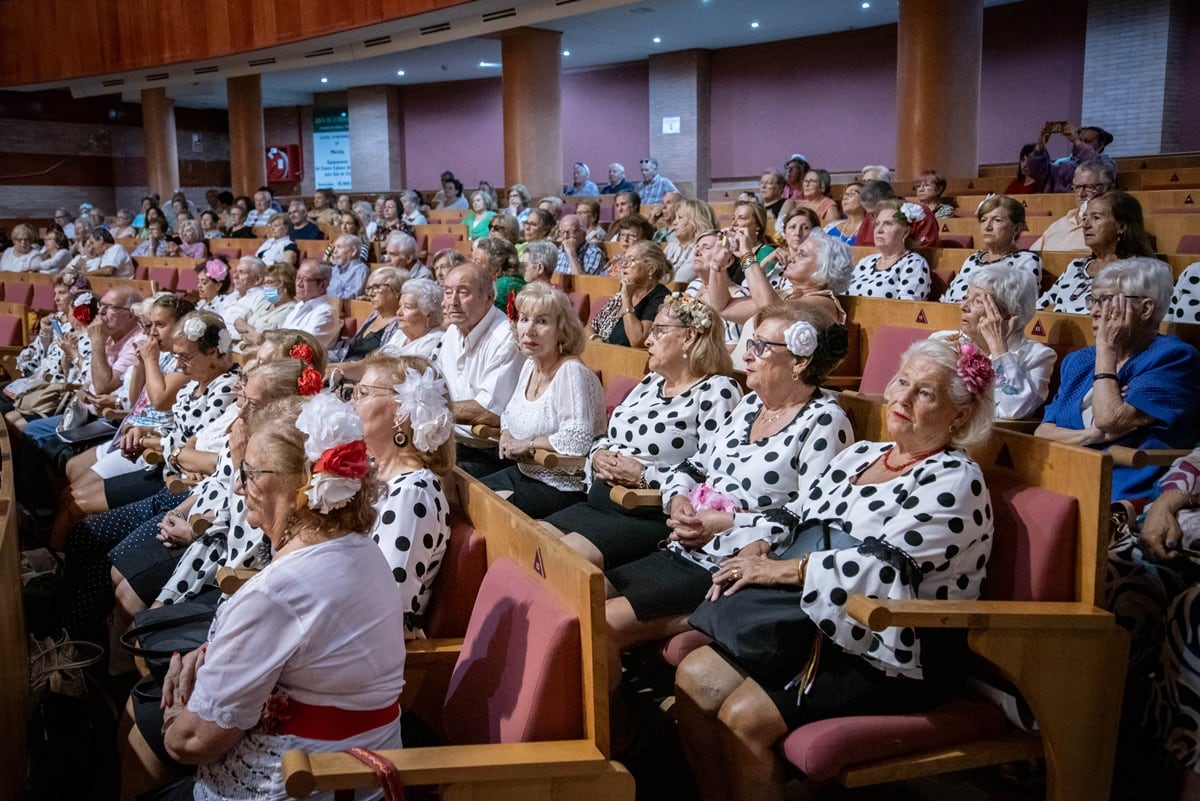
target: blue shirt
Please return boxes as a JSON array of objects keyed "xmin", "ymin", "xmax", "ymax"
[
  {"xmin": 554, "ymin": 242, "xmax": 606, "ymax": 276},
  {"xmin": 637, "ymin": 175, "xmax": 678, "ymax": 205},
  {"xmin": 328, "ymin": 259, "xmax": 369, "ymax": 299},
  {"xmin": 564, "ymin": 181, "xmax": 599, "ymax": 197}
]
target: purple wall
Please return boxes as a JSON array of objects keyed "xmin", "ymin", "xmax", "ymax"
[
  {"xmin": 401, "ymin": 78, "xmax": 505, "ymax": 191},
  {"xmin": 562, "ymin": 62, "xmax": 650, "ymax": 184},
  {"xmin": 1180, "ymin": 2, "xmax": 1200, "ymax": 152}
]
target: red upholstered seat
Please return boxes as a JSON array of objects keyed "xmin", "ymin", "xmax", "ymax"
[
  {"xmin": 1179, "ymin": 234, "xmax": 1200, "ymax": 254},
  {"xmin": 430, "ymin": 233, "xmax": 462, "ymax": 254},
  {"xmin": 1017, "ymin": 234, "xmax": 1038, "ymax": 250},
  {"xmin": 425, "ymin": 519, "xmax": 488, "ymax": 639},
  {"xmin": 147, "ymin": 267, "xmax": 178, "ymax": 292},
  {"xmin": 568, "ymin": 291, "xmax": 589, "ymax": 323},
  {"xmin": 1, "ymin": 281, "xmax": 31, "ymax": 306},
  {"xmin": 441, "ymin": 557, "xmax": 583, "ymax": 746},
  {"xmin": 858, "ymin": 325, "xmax": 931, "ymax": 395},
  {"xmin": 0, "ymin": 314, "xmax": 21, "ymax": 347},
  {"xmin": 30, "ymin": 282, "xmax": 56, "ymax": 312},
  {"xmin": 176, "ymin": 268, "xmax": 199, "ymax": 293},
  {"xmin": 604, "ymin": 374, "xmax": 640, "ymax": 417},
  {"xmin": 939, "ymin": 234, "xmax": 974, "ymax": 249}
]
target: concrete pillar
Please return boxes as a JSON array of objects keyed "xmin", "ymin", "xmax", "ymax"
[
  {"xmin": 348, "ymin": 85, "xmax": 405, "ymax": 191},
  {"xmin": 895, "ymin": 0, "xmax": 983, "ymax": 180},
  {"xmin": 227, "ymin": 74, "xmax": 266, "ymax": 197},
  {"xmin": 141, "ymin": 87, "xmax": 179, "ymax": 199},
  {"xmin": 501, "ymin": 27, "xmax": 562, "ymax": 199},
  {"xmin": 647, "ymin": 50, "xmax": 711, "ymax": 199}
]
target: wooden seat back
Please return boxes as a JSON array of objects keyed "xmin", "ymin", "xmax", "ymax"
[{"xmin": 0, "ymin": 425, "xmax": 25, "ymax": 793}]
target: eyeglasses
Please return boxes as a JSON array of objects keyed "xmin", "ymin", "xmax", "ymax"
[
  {"xmin": 649, "ymin": 323, "xmax": 686, "ymax": 338},
  {"xmin": 98, "ymin": 302, "xmax": 132, "ymax": 313},
  {"xmin": 745, "ymin": 337, "xmax": 788, "ymax": 357},
  {"xmin": 295, "ymin": 275, "xmax": 325, "ymax": 285},
  {"xmin": 364, "ymin": 284, "xmax": 390, "ymax": 294},
  {"xmin": 238, "ymin": 460, "xmax": 278, "ymax": 486},
  {"xmin": 488, "ymin": 223, "xmax": 506, "ymax": 231},
  {"xmin": 1071, "ymin": 183, "xmax": 1108, "ymax": 194},
  {"xmin": 1084, "ymin": 293, "xmax": 1148, "ymax": 310},
  {"xmin": 350, "ymin": 383, "xmax": 394, "ymax": 401},
  {"xmin": 173, "ymin": 350, "xmax": 199, "ymax": 365}
]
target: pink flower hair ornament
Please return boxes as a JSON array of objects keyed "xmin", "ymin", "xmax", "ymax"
[{"xmin": 956, "ymin": 342, "xmax": 995, "ymax": 398}]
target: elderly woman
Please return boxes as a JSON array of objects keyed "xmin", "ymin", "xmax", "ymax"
[
  {"xmin": 376, "ymin": 277, "xmax": 445, "ymax": 362},
  {"xmin": 111, "ymin": 210, "xmax": 137, "ymax": 239},
  {"xmin": 520, "ymin": 207, "xmax": 555, "ymax": 249},
  {"xmin": 431, "ymin": 248, "xmax": 468, "ymax": 285},
  {"xmin": 825, "ymin": 181, "xmax": 866, "ymax": 245},
  {"xmin": 472, "ymin": 236, "xmax": 525, "ymax": 313},
  {"xmin": 520, "ymin": 240, "xmax": 558, "ymax": 285},
  {"xmin": 194, "ymin": 258, "xmax": 233, "ymax": 314},
  {"xmin": 587, "ymin": 241, "xmax": 672, "ymax": 348},
  {"xmin": 34, "ymin": 229, "xmax": 72, "ymax": 274},
  {"xmin": 234, "ymin": 263, "xmax": 300, "ymax": 349},
  {"xmin": 1038, "ymin": 191, "xmax": 1156, "ymax": 314},
  {"xmin": 675, "ymin": 336, "xmax": 996, "ymax": 801},
  {"xmin": 605, "ymin": 304, "xmax": 853, "ymax": 702},
  {"xmin": 504, "ymin": 184, "xmax": 531, "ymax": 224},
  {"xmin": 351, "ymin": 354, "xmax": 454, "ymax": 638},
  {"xmin": 932, "ymin": 266, "xmax": 1056, "ymax": 419},
  {"xmin": 254, "ymin": 216, "xmax": 299, "ymax": 267},
  {"xmin": 914, "ymin": 169, "xmax": 956, "ymax": 219},
  {"xmin": 482, "ymin": 284, "xmax": 604, "ymax": 518},
  {"xmin": 372, "ymin": 195, "xmax": 410, "ymax": 247},
  {"xmin": 546, "ymin": 295, "xmax": 741, "ymax": 568},
  {"xmin": 0, "ymin": 223, "xmax": 40, "ymax": 272},
  {"xmin": 574, "ymin": 197, "xmax": 606, "ymax": 245},
  {"xmin": 132, "ymin": 216, "xmax": 170, "ymax": 257},
  {"xmin": 326, "ymin": 266, "xmax": 406, "ymax": 370},
  {"xmin": 136, "ymin": 394, "xmax": 405, "ymax": 801},
  {"xmin": 794, "ymin": 169, "xmax": 839, "ymax": 225},
  {"xmin": 1036, "ymin": 258, "xmax": 1200, "ymax": 501},
  {"xmin": 847, "ymin": 200, "xmax": 931, "ymax": 300},
  {"xmin": 176, "ymin": 219, "xmax": 208, "ymax": 259},
  {"xmin": 667, "ymin": 199, "xmax": 720, "ymax": 284},
  {"xmin": 486, "ymin": 214, "xmax": 521, "ymax": 246},
  {"xmin": 400, "ymin": 189, "xmax": 426, "ymax": 227},
  {"xmin": 464, "ymin": 190, "xmax": 498, "ymax": 240},
  {"xmin": 198, "ymin": 210, "xmax": 222, "ymax": 240},
  {"xmin": 761, "ymin": 206, "xmax": 822, "ymax": 287},
  {"xmin": 942, "ymin": 195, "xmax": 1043, "ymax": 305}
]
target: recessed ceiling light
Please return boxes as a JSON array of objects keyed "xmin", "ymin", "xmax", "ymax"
[
  {"xmin": 750, "ymin": 21, "xmax": 760, "ymax": 28},
  {"xmin": 861, "ymin": 1, "xmax": 870, "ymax": 7},
  {"xmin": 652, "ymin": 36, "xmax": 662, "ymax": 43},
  {"xmin": 479, "ymin": 61, "xmax": 501, "ymax": 68},
  {"xmin": 396, "ymin": 69, "xmax": 406, "ymax": 76},
  {"xmin": 562, "ymin": 50, "xmax": 570, "ymax": 56}
]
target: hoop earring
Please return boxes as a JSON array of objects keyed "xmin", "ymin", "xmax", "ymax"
[{"xmin": 393, "ymin": 428, "xmax": 408, "ymax": 448}]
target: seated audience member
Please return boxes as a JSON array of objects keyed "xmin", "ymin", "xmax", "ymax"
[
  {"xmin": 327, "ymin": 266, "xmax": 407, "ymax": 369},
  {"xmin": 1038, "ymin": 191, "xmax": 1155, "ymax": 314},
  {"xmin": 825, "ymin": 181, "xmax": 865, "ymax": 245},
  {"xmin": 175, "ymin": 219, "xmax": 207, "ymax": 259},
  {"xmin": 666, "ymin": 200, "xmax": 719, "ymax": 284},
  {"xmin": 556, "ymin": 214, "xmax": 608, "ymax": 276},
  {"xmin": 538, "ymin": 195, "xmax": 565, "ymax": 223},
  {"xmin": 110, "ymin": 209, "xmax": 137, "ymax": 239},
  {"xmin": 5, "ymin": 272, "xmax": 91, "ymax": 416},
  {"xmin": 235, "ymin": 262, "xmax": 300, "ymax": 347},
  {"xmin": 34, "ymin": 229, "xmax": 72, "ymax": 274},
  {"xmin": 602, "ymin": 163, "xmax": 634, "ymax": 195},
  {"xmin": 1031, "ymin": 159, "xmax": 1115, "ymax": 252},
  {"xmin": 310, "ymin": 188, "xmax": 338, "ymax": 227},
  {"xmin": 519, "ymin": 240, "xmax": 558, "ymax": 286},
  {"xmin": 472, "ymin": 236, "xmax": 524, "ymax": 313},
  {"xmin": 564, "ymin": 161, "xmax": 600, "ymax": 196},
  {"xmin": 194, "ymin": 259, "xmax": 232, "ymax": 314},
  {"xmin": 287, "ymin": 199, "xmax": 325, "ymax": 240},
  {"xmin": 860, "ymin": 164, "xmax": 892, "ymax": 182},
  {"xmin": 53, "ymin": 207, "xmax": 76, "ymax": 239},
  {"xmin": 795, "ymin": 168, "xmax": 840, "ymax": 225},
  {"xmin": 605, "ymin": 304, "xmax": 852, "ymax": 701},
  {"xmin": 79, "ymin": 229, "xmax": 134, "ymax": 278},
  {"xmin": 272, "ymin": 259, "xmax": 340, "ymax": 348},
  {"xmin": 439, "ymin": 177, "xmax": 468, "ymax": 210},
  {"xmin": 351, "ymin": 354, "xmax": 454, "ymax": 637},
  {"xmin": 198, "ymin": 210, "xmax": 221, "ymax": 240},
  {"xmin": 758, "ymin": 169, "xmax": 788, "ymax": 230},
  {"xmin": 220, "ymin": 257, "xmax": 268, "ymax": 336},
  {"xmin": 483, "ymin": 284, "xmax": 604, "ymax": 517},
  {"xmin": 431, "ymin": 248, "xmax": 468, "ymax": 285},
  {"xmin": 224, "ymin": 204, "xmax": 256, "ymax": 239},
  {"xmin": 933, "ymin": 266, "xmax": 1055, "ymax": 419},
  {"xmin": 637, "ymin": 157, "xmax": 679, "ymax": 205},
  {"xmin": 400, "ymin": 188, "xmax": 427, "ymax": 227},
  {"xmin": 487, "ymin": 213, "xmax": 521, "ymax": 247},
  {"xmin": 440, "ymin": 262, "xmax": 526, "ymax": 476},
  {"xmin": 373, "ymin": 195, "xmax": 412, "ymax": 246},
  {"xmin": 574, "ymin": 197, "xmax": 606, "ymax": 245},
  {"xmin": 365, "ymin": 196, "xmax": 386, "ymax": 240},
  {"xmin": 373, "ymin": 277, "xmax": 446, "ymax": 364},
  {"xmin": 502, "ymin": 184, "xmax": 531, "ymax": 225},
  {"xmin": 131, "ymin": 217, "xmax": 169, "ymax": 257},
  {"xmin": 675, "ymin": 336, "xmax": 995, "ymax": 801},
  {"xmin": 244, "ymin": 189, "xmax": 275, "ymax": 227},
  {"xmin": 685, "ymin": 230, "xmax": 752, "ymax": 347},
  {"xmin": 521, "ymin": 207, "xmax": 556, "ymax": 251},
  {"xmin": 1006, "ymin": 143, "xmax": 1040, "ymax": 195},
  {"xmin": 128, "ymin": 395, "xmax": 405, "ymax": 801},
  {"xmin": 610, "ymin": 189, "xmax": 642, "ymax": 229},
  {"xmin": 759, "ymin": 206, "xmax": 818, "ymax": 288},
  {"xmin": 1028, "ymin": 122, "xmax": 1117, "ymax": 194},
  {"xmin": 588, "ymin": 241, "xmax": 672, "ymax": 348},
  {"xmin": 1169, "ymin": 261, "xmax": 1200, "ymax": 323},
  {"xmin": 942, "ymin": 195, "xmax": 1042, "ymax": 304},
  {"xmin": 464, "ymin": 190, "xmax": 498, "ymax": 240},
  {"xmin": 326, "ymin": 210, "xmax": 373, "ymax": 263},
  {"xmin": 546, "ymin": 295, "xmax": 741, "ymax": 568},
  {"xmin": 1036, "ymin": 258, "xmax": 1200, "ymax": 501},
  {"xmin": 327, "ymin": 234, "xmax": 370, "ymax": 299},
  {"xmin": 384, "ymin": 230, "xmax": 431, "ymax": 280},
  {"xmin": 728, "ymin": 200, "xmax": 778, "ymax": 274},
  {"xmin": 0, "ymin": 224, "xmax": 40, "ymax": 272},
  {"xmin": 651, "ymin": 191, "xmax": 683, "ymax": 244},
  {"xmin": 855, "ymin": 179, "xmax": 940, "ymax": 248},
  {"xmin": 254, "ymin": 215, "xmax": 299, "ymax": 267},
  {"xmin": 847, "ymin": 200, "xmax": 931, "ymax": 300},
  {"xmin": 607, "ymin": 214, "xmax": 657, "ymax": 258},
  {"xmin": 914, "ymin": 169, "xmax": 956, "ymax": 218},
  {"xmin": 781, "ymin": 154, "xmax": 811, "ymax": 201}
]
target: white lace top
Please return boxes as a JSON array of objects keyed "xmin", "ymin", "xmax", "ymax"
[{"xmin": 501, "ymin": 359, "xmax": 605, "ymax": 492}]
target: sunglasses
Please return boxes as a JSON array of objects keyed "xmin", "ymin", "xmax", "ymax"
[{"xmin": 745, "ymin": 337, "xmax": 788, "ymax": 357}]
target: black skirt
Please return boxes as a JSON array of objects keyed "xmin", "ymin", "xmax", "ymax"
[
  {"xmin": 607, "ymin": 549, "xmax": 713, "ymax": 621},
  {"xmin": 544, "ymin": 479, "xmax": 669, "ymax": 569}
]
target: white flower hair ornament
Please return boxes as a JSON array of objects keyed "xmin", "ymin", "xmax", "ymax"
[
  {"xmin": 72, "ymin": 292, "xmax": 93, "ymax": 309},
  {"xmin": 181, "ymin": 315, "xmax": 233, "ymax": 354},
  {"xmin": 783, "ymin": 320, "xmax": 819, "ymax": 359},
  {"xmin": 393, "ymin": 367, "xmax": 454, "ymax": 453},
  {"xmin": 294, "ymin": 393, "xmax": 370, "ymax": 513},
  {"xmin": 896, "ymin": 202, "xmax": 926, "ymax": 225},
  {"xmin": 182, "ymin": 316, "xmax": 207, "ymax": 342}
]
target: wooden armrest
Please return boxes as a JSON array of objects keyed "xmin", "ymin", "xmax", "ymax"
[
  {"xmin": 609, "ymin": 486, "xmax": 663, "ymax": 509},
  {"xmin": 142, "ymin": 447, "xmax": 164, "ymax": 465},
  {"xmin": 471, "ymin": 424, "xmax": 501, "ymax": 440},
  {"xmin": 994, "ymin": 419, "xmax": 1041, "ymax": 434},
  {"xmin": 404, "ymin": 637, "xmax": 463, "ymax": 669},
  {"xmin": 216, "ymin": 566, "xmax": 259, "ymax": 594},
  {"xmin": 189, "ymin": 514, "xmax": 212, "ymax": 537},
  {"xmin": 532, "ymin": 449, "xmax": 585, "ymax": 470},
  {"xmin": 164, "ymin": 474, "xmax": 198, "ymax": 494},
  {"xmin": 100, "ymin": 407, "xmax": 129, "ymax": 422},
  {"xmin": 1108, "ymin": 445, "xmax": 1193, "ymax": 469},
  {"xmin": 284, "ymin": 740, "xmax": 610, "ymax": 797},
  {"xmin": 823, "ymin": 376, "xmax": 862, "ymax": 390},
  {"xmin": 846, "ymin": 596, "xmax": 1116, "ymax": 631}
]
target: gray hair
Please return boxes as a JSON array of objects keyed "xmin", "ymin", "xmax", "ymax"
[
  {"xmin": 804, "ymin": 229, "xmax": 855, "ymax": 294},
  {"xmin": 370, "ymin": 266, "xmax": 407, "ymax": 293},
  {"xmin": 237, "ymin": 256, "xmax": 267, "ymax": 279},
  {"xmin": 176, "ymin": 218, "xmax": 201, "ymax": 240},
  {"xmin": 889, "ymin": 338, "xmax": 994, "ymax": 449},
  {"xmin": 401, "ymin": 277, "xmax": 444, "ymax": 326},
  {"xmin": 386, "ymin": 231, "xmax": 417, "ymax": 255},
  {"xmin": 522, "ymin": 240, "xmax": 559, "ymax": 276},
  {"xmin": 1093, "ymin": 258, "xmax": 1174, "ymax": 327},
  {"xmin": 1076, "ymin": 159, "xmax": 1116, "ymax": 187},
  {"xmin": 575, "ymin": 162, "xmax": 590, "ymax": 179},
  {"xmin": 303, "ymin": 258, "xmax": 333, "ymax": 282},
  {"xmin": 336, "ymin": 234, "xmax": 364, "ymax": 257},
  {"xmin": 966, "ymin": 265, "xmax": 1038, "ymax": 346},
  {"xmin": 860, "ymin": 164, "xmax": 893, "ymax": 183},
  {"xmin": 609, "ymin": 163, "xmax": 625, "ymax": 175}
]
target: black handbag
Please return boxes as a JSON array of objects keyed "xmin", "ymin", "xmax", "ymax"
[{"xmin": 120, "ymin": 596, "xmax": 217, "ymax": 686}]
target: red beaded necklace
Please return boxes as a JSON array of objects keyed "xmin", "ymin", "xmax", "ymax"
[{"xmin": 882, "ymin": 445, "xmax": 945, "ymax": 473}]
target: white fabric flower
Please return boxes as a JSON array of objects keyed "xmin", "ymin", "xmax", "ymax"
[
  {"xmin": 393, "ymin": 367, "xmax": 453, "ymax": 453},
  {"xmin": 295, "ymin": 393, "xmax": 363, "ymax": 463},
  {"xmin": 784, "ymin": 321, "xmax": 818, "ymax": 358},
  {"xmin": 306, "ymin": 473, "xmax": 361, "ymax": 513},
  {"xmin": 182, "ymin": 316, "xmax": 207, "ymax": 342},
  {"xmin": 73, "ymin": 292, "xmax": 93, "ymax": 308},
  {"xmin": 899, "ymin": 202, "xmax": 926, "ymax": 224},
  {"xmin": 217, "ymin": 329, "xmax": 232, "ymax": 354}
]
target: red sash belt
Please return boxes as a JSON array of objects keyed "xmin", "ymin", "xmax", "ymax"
[{"xmin": 261, "ymin": 693, "xmax": 399, "ymax": 740}]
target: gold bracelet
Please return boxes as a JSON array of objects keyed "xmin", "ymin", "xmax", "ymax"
[{"xmin": 798, "ymin": 553, "xmax": 810, "ymax": 585}]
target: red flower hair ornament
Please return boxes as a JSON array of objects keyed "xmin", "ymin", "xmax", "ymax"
[{"xmin": 294, "ymin": 394, "xmax": 369, "ymax": 513}]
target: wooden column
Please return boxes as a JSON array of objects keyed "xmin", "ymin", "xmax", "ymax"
[
  {"xmin": 501, "ymin": 28, "xmax": 561, "ymax": 199},
  {"xmin": 141, "ymin": 87, "xmax": 179, "ymax": 198},
  {"xmin": 895, "ymin": 0, "xmax": 983, "ymax": 180},
  {"xmin": 227, "ymin": 74, "xmax": 267, "ymax": 197}
]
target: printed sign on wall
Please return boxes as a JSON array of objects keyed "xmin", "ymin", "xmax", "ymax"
[{"xmin": 313, "ymin": 108, "xmax": 351, "ymax": 190}]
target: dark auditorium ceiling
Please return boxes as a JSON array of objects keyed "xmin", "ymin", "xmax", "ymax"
[{"xmin": 20, "ymin": 0, "xmax": 1019, "ymax": 109}]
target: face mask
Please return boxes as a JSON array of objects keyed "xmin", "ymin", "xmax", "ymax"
[{"xmin": 263, "ymin": 286, "xmax": 281, "ymax": 304}]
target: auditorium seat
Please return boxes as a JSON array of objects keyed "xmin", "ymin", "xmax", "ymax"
[
  {"xmin": 0, "ymin": 281, "xmax": 31, "ymax": 306},
  {"xmin": 1178, "ymin": 234, "xmax": 1200, "ymax": 254},
  {"xmin": 146, "ymin": 267, "xmax": 178, "ymax": 292},
  {"xmin": 175, "ymin": 268, "xmax": 199, "ymax": 294}
]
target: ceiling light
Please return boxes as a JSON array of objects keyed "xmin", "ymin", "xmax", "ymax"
[
  {"xmin": 479, "ymin": 61, "xmax": 501, "ymax": 68},
  {"xmin": 396, "ymin": 69, "xmax": 406, "ymax": 76},
  {"xmin": 750, "ymin": 21, "xmax": 760, "ymax": 28},
  {"xmin": 652, "ymin": 36, "xmax": 662, "ymax": 43},
  {"xmin": 562, "ymin": 50, "xmax": 570, "ymax": 57},
  {"xmin": 862, "ymin": 1, "xmax": 870, "ymax": 7},
  {"xmin": 320, "ymin": 77, "xmax": 328, "ymax": 84}
]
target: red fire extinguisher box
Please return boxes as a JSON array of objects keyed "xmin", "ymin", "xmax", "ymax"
[{"xmin": 266, "ymin": 145, "xmax": 302, "ymax": 182}]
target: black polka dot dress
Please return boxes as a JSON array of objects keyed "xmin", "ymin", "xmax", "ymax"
[
  {"xmin": 745, "ymin": 441, "xmax": 994, "ymax": 678},
  {"xmin": 847, "ymin": 251, "xmax": 931, "ymax": 300},
  {"xmin": 1169, "ymin": 261, "xmax": 1200, "ymax": 323},
  {"xmin": 660, "ymin": 390, "xmax": 854, "ymax": 571},
  {"xmin": 1037, "ymin": 256, "xmax": 1095, "ymax": 314},
  {"xmin": 941, "ymin": 250, "xmax": 1043, "ymax": 305},
  {"xmin": 161, "ymin": 368, "xmax": 240, "ymax": 477},
  {"xmin": 370, "ymin": 469, "xmax": 451, "ymax": 639}
]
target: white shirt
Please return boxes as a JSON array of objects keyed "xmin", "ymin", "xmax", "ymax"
[
  {"xmin": 381, "ymin": 327, "xmax": 444, "ymax": 362},
  {"xmin": 1031, "ymin": 209, "xmax": 1087, "ymax": 252},
  {"xmin": 0, "ymin": 246, "xmax": 41, "ymax": 272},
  {"xmin": 440, "ymin": 305, "xmax": 526, "ymax": 447},
  {"xmin": 90, "ymin": 243, "xmax": 133, "ymax": 277},
  {"xmin": 281, "ymin": 295, "xmax": 341, "ymax": 348},
  {"xmin": 221, "ymin": 286, "xmax": 269, "ymax": 337}
]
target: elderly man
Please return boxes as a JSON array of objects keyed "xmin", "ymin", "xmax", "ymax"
[
  {"xmin": 564, "ymin": 162, "xmax": 599, "ymax": 196},
  {"xmin": 245, "ymin": 190, "xmax": 276, "ymax": 227},
  {"xmin": 287, "ymin": 200, "xmax": 325, "ymax": 240},
  {"xmin": 384, "ymin": 231, "xmax": 431, "ymax": 280},
  {"xmin": 555, "ymin": 214, "xmax": 606, "ymax": 276},
  {"xmin": 278, "ymin": 259, "xmax": 340, "ymax": 347},
  {"xmin": 1028, "ymin": 124, "xmax": 1117, "ymax": 194},
  {"xmin": 221, "ymin": 256, "xmax": 269, "ymax": 336},
  {"xmin": 636, "ymin": 157, "xmax": 678, "ymax": 205},
  {"xmin": 72, "ymin": 229, "xmax": 133, "ymax": 277},
  {"xmin": 311, "ymin": 189, "xmax": 338, "ymax": 227},
  {"xmin": 601, "ymin": 163, "xmax": 634, "ymax": 195},
  {"xmin": 1032, "ymin": 160, "xmax": 1114, "ymax": 252},
  {"xmin": 327, "ymin": 235, "xmax": 370, "ymax": 299},
  {"xmin": 53, "ymin": 208, "xmax": 76, "ymax": 239},
  {"xmin": 651, "ymin": 190, "xmax": 682, "ymax": 244},
  {"xmin": 440, "ymin": 262, "xmax": 525, "ymax": 477}
]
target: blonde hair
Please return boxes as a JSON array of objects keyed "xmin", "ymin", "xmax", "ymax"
[
  {"xmin": 514, "ymin": 282, "xmax": 586, "ymax": 356},
  {"xmin": 359, "ymin": 353, "xmax": 456, "ymax": 475}
]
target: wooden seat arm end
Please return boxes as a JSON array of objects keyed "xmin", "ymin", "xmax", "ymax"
[
  {"xmin": 532, "ymin": 449, "xmax": 586, "ymax": 470},
  {"xmin": 846, "ymin": 596, "xmax": 1117, "ymax": 632},
  {"xmin": 470, "ymin": 424, "xmax": 501, "ymax": 440},
  {"xmin": 609, "ymin": 486, "xmax": 663, "ymax": 509},
  {"xmin": 216, "ymin": 566, "xmax": 260, "ymax": 594},
  {"xmin": 1108, "ymin": 445, "xmax": 1193, "ymax": 469}
]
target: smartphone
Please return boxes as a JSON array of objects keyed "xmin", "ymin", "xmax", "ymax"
[
  {"xmin": 50, "ymin": 318, "xmax": 64, "ymax": 337},
  {"xmin": 1042, "ymin": 120, "xmax": 1068, "ymax": 137}
]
